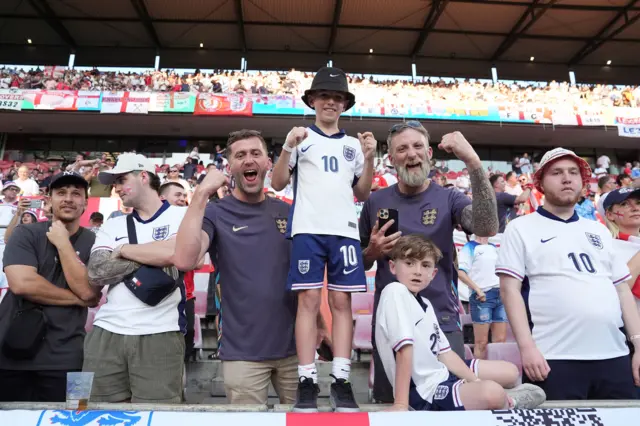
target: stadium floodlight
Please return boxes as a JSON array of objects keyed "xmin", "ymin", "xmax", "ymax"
[
  {"xmin": 68, "ymin": 54, "xmax": 76, "ymax": 69},
  {"xmin": 491, "ymin": 67, "xmax": 498, "ymax": 83},
  {"xmin": 328, "ymin": 60, "xmax": 333, "ymax": 67},
  {"xmin": 529, "ymin": 56, "xmax": 534, "ymax": 62},
  {"xmin": 154, "ymin": 55, "xmax": 160, "ymax": 71},
  {"xmin": 569, "ymin": 71, "xmax": 576, "ymax": 85},
  {"xmin": 411, "ymin": 63, "xmax": 417, "ymax": 80},
  {"xmin": 241, "ymin": 57, "xmax": 246, "ymax": 71},
  {"xmin": 369, "ymin": 48, "xmax": 373, "ymax": 54},
  {"xmin": 199, "ymin": 42, "xmax": 204, "ymax": 48},
  {"xmin": 606, "ymin": 60, "xmax": 612, "ymax": 65},
  {"xmin": 27, "ymin": 38, "xmax": 32, "ymax": 44}
]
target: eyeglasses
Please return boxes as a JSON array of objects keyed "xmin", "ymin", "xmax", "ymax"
[
  {"xmin": 388, "ymin": 120, "xmax": 424, "ymax": 134},
  {"xmin": 170, "ymin": 170, "xmax": 178, "ymax": 173}
]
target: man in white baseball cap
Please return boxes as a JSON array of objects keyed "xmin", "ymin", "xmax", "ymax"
[
  {"xmin": 98, "ymin": 153, "xmax": 157, "ymax": 186},
  {"xmin": 497, "ymin": 147, "xmax": 640, "ymax": 400}
]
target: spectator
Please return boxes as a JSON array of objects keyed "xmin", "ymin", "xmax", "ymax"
[
  {"xmin": 164, "ymin": 166, "xmax": 191, "ymax": 192},
  {"xmin": 375, "ymin": 235, "xmax": 545, "ymax": 412},
  {"xmin": 0, "ymin": 182, "xmax": 21, "ymax": 291},
  {"xmin": 0, "ymin": 172, "xmax": 97, "ymax": 402},
  {"xmin": 618, "ymin": 173, "xmax": 633, "ymax": 188},
  {"xmin": 575, "ymin": 187, "xmax": 597, "ymax": 221},
  {"xmin": 458, "ymin": 236, "xmax": 506, "ymax": 359},
  {"xmin": 20, "ymin": 211, "xmax": 37, "ymax": 224},
  {"xmin": 632, "ymin": 162, "xmax": 640, "ymax": 179},
  {"xmin": 107, "ymin": 205, "xmax": 133, "ymax": 220},
  {"xmin": 159, "ymin": 182, "xmax": 187, "ymax": 207},
  {"xmin": 455, "ymin": 168, "xmax": 470, "ymax": 192},
  {"xmin": 359, "ymin": 123, "xmax": 498, "ymax": 403},
  {"xmin": 490, "ymin": 174, "xmax": 532, "ymax": 233},
  {"xmin": 14, "ymin": 165, "xmax": 40, "ymax": 196},
  {"xmin": 519, "ymin": 153, "xmax": 533, "ymax": 175},
  {"xmin": 174, "ymin": 130, "xmax": 299, "ymax": 406},
  {"xmin": 504, "ymin": 171, "xmax": 523, "ymax": 196},
  {"xmin": 85, "ymin": 153, "xmax": 187, "ymax": 403},
  {"xmin": 497, "ymin": 147, "xmax": 640, "ymax": 400},
  {"xmin": 597, "ymin": 154, "xmax": 611, "ymax": 173},
  {"xmin": 511, "ymin": 157, "xmax": 521, "ymax": 175},
  {"xmin": 89, "ymin": 212, "xmax": 104, "ymax": 232},
  {"xmin": 84, "ymin": 163, "xmax": 113, "ymax": 198}
]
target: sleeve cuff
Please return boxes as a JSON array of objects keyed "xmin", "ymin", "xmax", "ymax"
[
  {"xmin": 613, "ymin": 273, "xmax": 632, "ymax": 286},
  {"xmin": 392, "ymin": 338, "xmax": 414, "ymax": 352},
  {"xmin": 495, "ymin": 267, "xmax": 524, "ymax": 281},
  {"xmin": 438, "ymin": 345, "xmax": 452, "ymax": 354}
]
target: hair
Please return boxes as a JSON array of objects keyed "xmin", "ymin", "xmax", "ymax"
[
  {"xmin": 159, "ymin": 181, "xmax": 185, "ymax": 196},
  {"xmin": 89, "ymin": 212, "xmax": 104, "ymax": 221},
  {"xmin": 489, "ymin": 174, "xmax": 502, "ymax": 187},
  {"xmin": 389, "ymin": 234, "xmax": 443, "ymax": 264},
  {"xmin": 604, "ymin": 212, "xmax": 620, "ymax": 239},
  {"xmin": 132, "ymin": 170, "xmax": 161, "ymax": 193},
  {"xmin": 616, "ymin": 173, "xmax": 631, "ymax": 186},
  {"xmin": 225, "ymin": 129, "xmax": 267, "ymax": 158},
  {"xmin": 505, "ymin": 171, "xmax": 515, "ymax": 181},
  {"xmin": 387, "ymin": 124, "xmax": 430, "ymax": 154},
  {"xmin": 597, "ymin": 174, "xmax": 612, "ymax": 190}
]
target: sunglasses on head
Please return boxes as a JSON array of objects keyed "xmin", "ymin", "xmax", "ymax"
[{"xmin": 388, "ymin": 120, "xmax": 424, "ymax": 134}]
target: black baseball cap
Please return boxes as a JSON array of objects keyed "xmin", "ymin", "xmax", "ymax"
[
  {"xmin": 602, "ymin": 187, "xmax": 640, "ymax": 210},
  {"xmin": 49, "ymin": 171, "xmax": 89, "ymax": 191}
]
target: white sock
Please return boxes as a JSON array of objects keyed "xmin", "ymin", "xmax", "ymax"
[
  {"xmin": 332, "ymin": 357, "xmax": 351, "ymax": 381},
  {"xmin": 298, "ymin": 363, "xmax": 318, "ymax": 384}
]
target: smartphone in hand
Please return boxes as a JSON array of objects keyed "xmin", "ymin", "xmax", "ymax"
[{"xmin": 377, "ymin": 208, "xmax": 399, "ymax": 236}]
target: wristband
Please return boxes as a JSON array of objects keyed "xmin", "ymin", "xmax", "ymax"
[{"xmin": 282, "ymin": 144, "xmax": 294, "ymax": 153}]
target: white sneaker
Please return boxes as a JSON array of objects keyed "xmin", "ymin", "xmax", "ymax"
[{"xmin": 506, "ymin": 383, "xmax": 546, "ymax": 409}]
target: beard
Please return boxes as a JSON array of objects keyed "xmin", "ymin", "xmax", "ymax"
[
  {"xmin": 544, "ymin": 188, "xmax": 581, "ymax": 208},
  {"xmin": 395, "ymin": 161, "xmax": 431, "ymax": 187}
]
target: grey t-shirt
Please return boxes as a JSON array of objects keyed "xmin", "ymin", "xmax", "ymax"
[
  {"xmin": 359, "ymin": 183, "xmax": 471, "ymax": 333},
  {"xmin": 202, "ymin": 195, "xmax": 296, "ymax": 361},
  {"xmin": 0, "ymin": 222, "xmax": 96, "ymax": 370}
]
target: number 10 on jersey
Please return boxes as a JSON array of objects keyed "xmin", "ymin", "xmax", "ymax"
[{"xmin": 322, "ymin": 156, "xmax": 339, "ymax": 173}]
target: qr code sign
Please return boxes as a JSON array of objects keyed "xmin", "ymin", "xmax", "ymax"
[{"xmin": 493, "ymin": 408, "xmax": 604, "ymax": 426}]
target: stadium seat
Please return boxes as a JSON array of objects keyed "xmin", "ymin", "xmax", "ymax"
[
  {"xmin": 460, "ymin": 313, "xmax": 472, "ymax": 326},
  {"xmin": 194, "ymin": 291, "xmax": 208, "ymax": 317},
  {"xmin": 487, "ymin": 342, "xmax": 522, "ymax": 375},
  {"xmin": 505, "ymin": 322, "xmax": 516, "ymax": 342},
  {"xmin": 368, "ymin": 358, "xmax": 375, "ymax": 403},
  {"xmin": 352, "ymin": 314, "xmax": 373, "ymax": 352},
  {"xmin": 351, "ymin": 292, "xmax": 374, "ymax": 319},
  {"xmin": 464, "ymin": 344, "xmax": 474, "ymax": 360}
]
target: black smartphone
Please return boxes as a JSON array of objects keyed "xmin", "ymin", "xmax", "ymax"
[{"xmin": 377, "ymin": 208, "xmax": 399, "ymax": 236}]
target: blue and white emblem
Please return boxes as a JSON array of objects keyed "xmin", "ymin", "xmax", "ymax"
[
  {"xmin": 152, "ymin": 225, "xmax": 170, "ymax": 241},
  {"xmin": 585, "ymin": 232, "xmax": 603, "ymax": 250},
  {"xmin": 343, "ymin": 145, "xmax": 356, "ymax": 162},
  {"xmin": 37, "ymin": 410, "xmax": 148, "ymax": 426},
  {"xmin": 298, "ymin": 259, "xmax": 310, "ymax": 274}
]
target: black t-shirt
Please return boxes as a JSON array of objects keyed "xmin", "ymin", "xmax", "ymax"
[
  {"xmin": 496, "ymin": 192, "xmax": 517, "ymax": 233},
  {"xmin": 0, "ymin": 222, "xmax": 96, "ymax": 370}
]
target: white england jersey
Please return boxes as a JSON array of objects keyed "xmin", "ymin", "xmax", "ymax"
[
  {"xmin": 458, "ymin": 241, "xmax": 500, "ymax": 292},
  {"xmin": 0, "ymin": 201, "xmax": 17, "ymax": 287},
  {"xmin": 288, "ymin": 125, "xmax": 364, "ymax": 240},
  {"xmin": 375, "ymin": 282, "xmax": 451, "ymax": 403},
  {"xmin": 91, "ymin": 202, "xmax": 187, "ymax": 335},
  {"xmin": 496, "ymin": 207, "xmax": 630, "ymax": 360}
]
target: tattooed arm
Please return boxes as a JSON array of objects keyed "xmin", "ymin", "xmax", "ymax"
[
  {"xmin": 87, "ymin": 249, "xmax": 141, "ymax": 287},
  {"xmin": 460, "ymin": 166, "xmax": 498, "ymax": 237}
]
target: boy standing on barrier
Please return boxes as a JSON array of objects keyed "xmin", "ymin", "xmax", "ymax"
[
  {"xmin": 271, "ymin": 67, "xmax": 376, "ymax": 412},
  {"xmin": 376, "ymin": 235, "xmax": 546, "ymax": 411}
]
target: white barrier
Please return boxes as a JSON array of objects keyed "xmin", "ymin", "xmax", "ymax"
[{"xmin": 1, "ymin": 407, "xmax": 639, "ymax": 426}]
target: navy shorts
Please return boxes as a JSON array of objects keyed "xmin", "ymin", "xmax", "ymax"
[
  {"xmin": 409, "ymin": 359, "xmax": 480, "ymax": 411},
  {"xmin": 470, "ymin": 288, "xmax": 507, "ymax": 324},
  {"xmin": 523, "ymin": 355, "xmax": 636, "ymax": 400},
  {"xmin": 288, "ymin": 234, "xmax": 367, "ymax": 292}
]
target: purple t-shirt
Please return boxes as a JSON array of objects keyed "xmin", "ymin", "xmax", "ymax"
[
  {"xmin": 202, "ymin": 195, "xmax": 296, "ymax": 361},
  {"xmin": 359, "ymin": 183, "xmax": 471, "ymax": 333}
]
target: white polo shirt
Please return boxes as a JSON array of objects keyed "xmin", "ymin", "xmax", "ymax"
[
  {"xmin": 375, "ymin": 282, "xmax": 451, "ymax": 404},
  {"xmin": 496, "ymin": 207, "xmax": 630, "ymax": 360},
  {"xmin": 91, "ymin": 202, "xmax": 187, "ymax": 335},
  {"xmin": 287, "ymin": 125, "xmax": 364, "ymax": 240},
  {"xmin": 458, "ymin": 241, "xmax": 499, "ymax": 292}
]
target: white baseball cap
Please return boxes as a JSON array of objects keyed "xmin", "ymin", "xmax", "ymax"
[{"xmin": 98, "ymin": 153, "xmax": 157, "ymax": 185}]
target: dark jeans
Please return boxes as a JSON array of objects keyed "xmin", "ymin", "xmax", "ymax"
[
  {"xmin": 184, "ymin": 297, "xmax": 195, "ymax": 362},
  {"xmin": 0, "ymin": 369, "xmax": 78, "ymax": 402}
]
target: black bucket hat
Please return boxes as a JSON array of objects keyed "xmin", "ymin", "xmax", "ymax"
[{"xmin": 302, "ymin": 67, "xmax": 356, "ymax": 111}]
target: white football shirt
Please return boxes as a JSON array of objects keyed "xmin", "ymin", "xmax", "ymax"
[
  {"xmin": 458, "ymin": 241, "xmax": 500, "ymax": 292},
  {"xmin": 91, "ymin": 202, "xmax": 187, "ymax": 335},
  {"xmin": 496, "ymin": 207, "xmax": 630, "ymax": 360},
  {"xmin": 0, "ymin": 201, "xmax": 17, "ymax": 286},
  {"xmin": 287, "ymin": 125, "xmax": 364, "ymax": 240},
  {"xmin": 375, "ymin": 282, "xmax": 452, "ymax": 404}
]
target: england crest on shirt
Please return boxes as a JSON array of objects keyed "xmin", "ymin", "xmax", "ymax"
[
  {"xmin": 585, "ymin": 232, "xmax": 603, "ymax": 250},
  {"xmin": 152, "ymin": 225, "xmax": 170, "ymax": 241},
  {"xmin": 343, "ymin": 145, "xmax": 356, "ymax": 162}
]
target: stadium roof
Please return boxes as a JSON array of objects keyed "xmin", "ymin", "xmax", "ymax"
[{"xmin": 1, "ymin": 0, "xmax": 640, "ymax": 83}]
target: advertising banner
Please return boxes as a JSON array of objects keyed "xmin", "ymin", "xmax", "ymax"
[
  {"xmin": 0, "ymin": 89, "xmax": 23, "ymax": 111},
  {"xmin": 20, "ymin": 90, "xmax": 101, "ymax": 111},
  {"xmin": 148, "ymin": 92, "xmax": 196, "ymax": 113},
  {"xmin": 100, "ymin": 92, "xmax": 150, "ymax": 114},
  {"xmin": 194, "ymin": 93, "xmax": 253, "ymax": 116}
]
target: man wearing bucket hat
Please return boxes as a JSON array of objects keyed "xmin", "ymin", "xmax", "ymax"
[
  {"xmin": 497, "ymin": 147, "xmax": 640, "ymax": 400},
  {"xmin": 0, "ymin": 182, "xmax": 24, "ymax": 290},
  {"xmin": 271, "ymin": 67, "xmax": 376, "ymax": 412}
]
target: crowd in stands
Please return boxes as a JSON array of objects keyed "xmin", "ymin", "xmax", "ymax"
[{"xmin": 2, "ymin": 66, "xmax": 640, "ymax": 108}]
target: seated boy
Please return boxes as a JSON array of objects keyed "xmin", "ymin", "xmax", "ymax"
[{"xmin": 375, "ymin": 234, "xmax": 546, "ymax": 411}]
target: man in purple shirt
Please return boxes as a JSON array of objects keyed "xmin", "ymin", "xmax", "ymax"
[
  {"xmin": 359, "ymin": 122, "xmax": 498, "ymax": 403},
  {"xmin": 174, "ymin": 130, "xmax": 297, "ymax": 405}
]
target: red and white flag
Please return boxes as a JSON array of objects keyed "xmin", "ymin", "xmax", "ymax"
[{"xmin": 100, "ymin": 91, "xmax": 150, "ymax": 114}]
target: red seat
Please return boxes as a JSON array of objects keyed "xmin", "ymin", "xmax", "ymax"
[
  {"xmin": 352, "ymin": 314, "xmax": 373, "ymax": 351},
  {"xmin": 487, "ymin": 342, "xmax": 522, "ymax": 375},
  {"xmin": 351, "ymin": 292, "xmax": 374, "ymax": 320}
]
